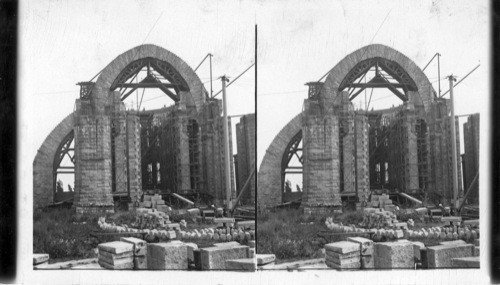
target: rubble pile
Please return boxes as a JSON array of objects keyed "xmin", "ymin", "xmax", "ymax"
[
  {"xmin": 97, "ymin": 216, "xmax": 256, "ymax": 243},
  {"xmin": 359, "ymin": 208, "xmax": 406, "ymax": 229},
  {"xmin": 324, "ymin": 216, "xmax": 479, "ymax": 242},
  {"xmin": 368, "ymin": 194, "xmax": 396, "ymax": 212},
  {"xmin": 139, "ymin": 194, "xmax": 171, "ymax": 213},
  {"xmin": 132, "ymin": 208, "xmax": 171, "ymax": 229}
]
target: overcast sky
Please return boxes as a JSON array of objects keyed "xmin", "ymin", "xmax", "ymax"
[{"xmin": 256, "ymin": 0, "xmax": 489, "ymax": 167}]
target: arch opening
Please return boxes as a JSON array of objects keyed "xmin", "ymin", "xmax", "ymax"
[
  {"xmin": 281, "ymin": 130, "xmax": 303, "ymax": 204},
  {"xmin": 53, "ymin": 130, "xmax": 75, "ymax": 203}
]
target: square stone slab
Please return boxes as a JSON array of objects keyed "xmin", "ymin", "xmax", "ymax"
[
  {"xmin": 325, "ymin": 241, "xmax": 359, "ymax": 254},
  {"xmin": 98, "ymin": 241, "xmax": 134, "ymax": 255}
]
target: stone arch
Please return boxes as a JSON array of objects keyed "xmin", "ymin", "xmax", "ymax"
[
  {"xmin": 33, "ymin": 113, "xmax": 74, "ymax": 208},
  {"xmin": 93, "ymin": 44, "xmax": 207, "ymax": 112},
  {"xmin": 257, "ymin": 114, "xmax": 302, "ymax": 208},
  {"xmin": 322, "ymin": 44, "xmax": 435, "ymax": 112}
]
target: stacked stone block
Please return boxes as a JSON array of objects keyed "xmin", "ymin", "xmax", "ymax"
[
  {"xmin": 147, "ymin": 242, "xmax": 188, "ymax": 270},
  {"xmin": 133, "ymin": 207, "xmax": 172, "ymax": 230},
  {"xmin": 120, "ymin": 237, "xmax": 148, "ymax": 269},
  {"xmin": 348, "ymin": 237, "xmax": 374, "ymax": 269},
  {"xmin": 97, "ymin": 241, "xmax": 134, "ymax": 270},
  {"xmin": 324, "ymin": 241, "xmax": 361, "ymax": 269}
]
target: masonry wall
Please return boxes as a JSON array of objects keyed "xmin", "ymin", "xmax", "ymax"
[
  {"xmin": 427, "ymin": 99, "xmax": 463, "ymax": 204},
  {"xmin": 257, "ymin": 114, "xmax": 303, "ymax": 209},
  {"xmin": 198, "ymin": 99, "xmax": 236, "ymax": 206},
  {"xmin": 126, "ymin": 113, "xmax": 142, "ymax": 203},
  {"xmin": 235, "ymin": 113, "xmax": 256, "ymax": 205},
  {"xmin": 463, "ymin": 114, "xmax": 480, "ymax": 203},
  {"xmin": 33, "ymin": 113, "xmax": 74, "ymax": 209}
]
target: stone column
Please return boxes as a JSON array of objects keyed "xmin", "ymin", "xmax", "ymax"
[
  {"xmin": 301, "ymin": 90, "xmax": 342, "ymax": 214},
  {"xmin": 73, "ymin": 98, "xmax": 114, "ymax": 214}
]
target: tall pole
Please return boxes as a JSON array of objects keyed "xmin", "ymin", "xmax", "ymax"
[
  {"xmin": 448, "ymin": 74, "xmax": 458, "ymax": 210},
  {"xmin": 221, "ymin": 75, "xmax": 232, "ymax": 213},
  {"xmin": 437, "ymin": 53, "xmax": 441, "ymax": 97},
  {"xmin": 209, "ymin": 54, "xmax": 213, "ymax": 98}
]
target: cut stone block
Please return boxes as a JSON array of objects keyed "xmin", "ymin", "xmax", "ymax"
[
  {"xmin": 237, "ymin": 220, "xmax": 255, "ymax": 230},
  {"xmin": 120, "ymin": 237, "xmax": 147, "ymax": 256},
  {"xmin": 325, "ymin": 250, "xmax": 360, "ymax": 261},
  {"xmin": 225, "ymin": 258, "xmax": 257, "ymax": 271},
  {"xmin": 214, "ymin": 218, "xmax": 236, "ymax": 223},
  {"xmin": 326, "ymin": 254, "xmax": 360, "ymax": 266},
  {"xmin": 420, "ymin": 248, "xmax": 428, "ymax": 268},
  {"xmin": 474, "ymin": 246, "xmax": 480, "ymax": 257},
  {"xmin": 325, "ymin": 259, "xmax": 361, "ymax": 270},
  {"xmin": 427, "ymin": 244, "xmax": 474, "ymax": 268},
  {"xmin": 147, "ymin": 242, "xmax": 188, "ymax": 270},
  {"xmin": 134, "ymin": 256, "xmax": 147, "ymax": 269},
  {"xmin": 374, "ymin": 241, "xmax": 414, "ymax": 269},
  {"xmin": 325, "ymin": 241, "xmax": 359, "ymax": 254},
  {"xmin": 463, "ymin": 219, "xmax": 479, "ymax": 226},
  {"xmin": 439, "ymin": 240, "xmax": 466, "ymax": 246},
  {"xmin": 256, "ymin": 254, "xmax": 275, "ymax": 265},
  {"xmin": 248, "ymin": 240, "xmax": 256, "ymax": 248},
  {"xmin": 200, "ymin": 245, "xmax": 249, "ymax": 270},
  {"xmin": 33, "ymin": 254, "xmax": 49, "ymax": 265},
  {"xmin": 451, "ymin": 256, "xmax": 480, "ymax": 268},
  {"xmin": 441, "ymin": 216, "xmax": 462, "ymax": 223},
  {"xmin": 213, "ymin": 241, "xmax": 241, "ymax": 247},
  {"xmin": 98, "ymin": 250, "xmax": 133, "ymax": 265},
  {"xmin": 249, "ymin": 248, "xmax": 256, "ymax": 258},
  {"xmin": 361, "ymin": 255, "xmax": 375, "ymax": 269},
  {"xmin": 347, "ymin": 237, "xmax": 373, "ymax": 255},
  {"xmin": 193, "ymin": 249, "xmax": 201, "ymax": 270},
  {"xmin": 411, "ymin": 241, "xmax": 425, "ymax": 262},
  {"xmin": 98, "ymin": 259, "xmax": 133, "ymax": 270},
  {"xmin": 184, "ymin": 242, "xmax": 198, "ymax": 263},
  {"xmin": 143, "ymin": 201, "xmax": 152, "ymax": 208},
  {"xmin": 98, "ymin": 241, "xmax": 134, "ymax": 255},
  {"xmin": 474, "ymin": 239, "xmax": 480, "ymax": 246}
]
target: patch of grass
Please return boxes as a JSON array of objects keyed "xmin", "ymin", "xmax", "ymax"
[
  {"xmin": 257, "ymin": 208, "xmax": 356, "ymax": 262},
  {"xmin": 33, "ymin": 208, "xmax": 102, "ymax": 263},
  {"xmin": 33, "ymin": 208, "xmax": 140, "ymax": 263}
]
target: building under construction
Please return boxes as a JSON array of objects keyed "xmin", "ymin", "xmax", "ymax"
[
  {"xmin": 258, "ymin": 44, "xmax": 479, "ymax": 213},
  {"xmin": 32, "ymin": 44, "xmax": 254, "ymax": 213}
]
